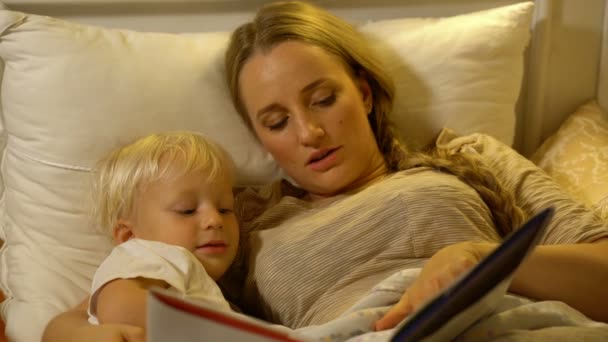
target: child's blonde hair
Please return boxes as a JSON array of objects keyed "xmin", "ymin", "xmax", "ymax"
[{"xmin": 92, "ymin": 131, "xmax": 234, "ymax": 237}]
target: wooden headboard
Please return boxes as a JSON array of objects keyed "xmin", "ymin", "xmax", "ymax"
[{"xmin": 4, "ymin": 0, "xmax": 607, "ymax": 156}]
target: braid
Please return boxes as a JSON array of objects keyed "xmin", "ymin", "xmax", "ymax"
[{"xmin": 376, "ymin": 117, "xmax": 524, "ymax": 238}]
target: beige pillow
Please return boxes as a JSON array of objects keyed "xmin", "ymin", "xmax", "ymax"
[
  {"xmin": 436, "ymin": 129, "xmax": 608, "ymax": 246},
  {"xmin": 531, "ymin": 100, "xmax": 608, "ymax": 216}
]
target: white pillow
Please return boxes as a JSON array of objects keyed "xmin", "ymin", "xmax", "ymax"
[
  {"xmin": 361, "ymin": 4, "xmax": 533, "ymax": 147},
  {"xmin": 0, "ymin": 3, "xmax": 533, "ymax": 341}
]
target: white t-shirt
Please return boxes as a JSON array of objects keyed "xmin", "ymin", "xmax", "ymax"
[{"xmin": 88, "ymin": 239, "xmax": 231, "ymax": 325}]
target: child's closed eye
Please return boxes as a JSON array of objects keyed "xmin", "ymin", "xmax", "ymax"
[{"xmin": 176, "ymin": 208, "xmax": 196, "ymax": 215}]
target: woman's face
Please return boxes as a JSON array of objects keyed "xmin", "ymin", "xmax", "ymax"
[{"xmin": 238, "ymin": 41, "xmax": 387, "ymax": 198}]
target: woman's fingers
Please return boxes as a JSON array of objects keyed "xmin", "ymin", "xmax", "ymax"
[
  {"xmin": 409, "ymin": 267, "xmax": 455, "ymax": 309},
  {"xmin": 375, "ymin": 279, "xmax": 436, "ymax": 331},
  {"xmin": 452, "ymin": 257, "xmax": 476, "ymax": 275},
  {"xmin": 438, "ymin": 258, "xmax": 475, "ymax": 289},
  {"xmin": 375, "ymin": 257, "xmax": 477, "ymax": 331},
  {"xmin": 374, "ymin": 292, "xmax": 413, "ymax": 331}
]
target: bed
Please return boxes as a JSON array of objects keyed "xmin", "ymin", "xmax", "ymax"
[{"xmin": 0, "ymin": 0, "xmax": 606, "ymax": 341}]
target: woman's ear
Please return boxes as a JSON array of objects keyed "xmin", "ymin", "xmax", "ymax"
[
  {"xmin": 356, "ymin": 73, "xmax": 373, "ymax": 115},
  {"xmin": 113, "ymin": 219, "xmax": 135, "ymax": 244}
]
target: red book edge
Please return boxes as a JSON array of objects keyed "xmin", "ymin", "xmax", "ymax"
[{"xmin": 150, "ymin": 289, "xmax": 302, "ymax": 342}]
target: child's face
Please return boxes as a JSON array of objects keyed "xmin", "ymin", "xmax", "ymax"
[{"xmin": 126, "ymin": 167, "xmax": 239, "ymax": 281}]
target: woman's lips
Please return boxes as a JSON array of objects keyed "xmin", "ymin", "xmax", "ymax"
[{"xmin": 308, "ymin": 147, "xmax": 340, "ymax": 172}]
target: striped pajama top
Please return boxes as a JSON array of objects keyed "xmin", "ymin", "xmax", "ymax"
[{"xmin": 223, "ymin": 168, "xmax": 608, "ymax": 329}]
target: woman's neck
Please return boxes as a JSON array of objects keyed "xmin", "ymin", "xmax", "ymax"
[{"xmin": 306, "ymin": 161, "xmax": 389, "ymax": 202}]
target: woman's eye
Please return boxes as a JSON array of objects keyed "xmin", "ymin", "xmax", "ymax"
[
  {"xmin": 268, "ymin": 117, "xmax": 288, "ymax": 131},
  {"xmin": 314, "ymin": 93, "xmax": 336, "ymax": 107},
  {"xmin": 219, "ymin": 208, "xmax": 233, "ymax": 215}
]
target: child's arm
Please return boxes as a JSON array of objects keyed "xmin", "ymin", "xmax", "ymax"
[
  {"xmin": 43, "ymin": 296, "xmax": 145, "ymax": 342},
  {"xmin": 95, "ymin": 277, "xmax": 170, "ymax": 328}
]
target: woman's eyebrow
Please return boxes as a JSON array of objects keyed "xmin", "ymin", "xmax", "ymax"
[
  {"xmin": 256, "ymin": 103, "xmax": 284, "ymax": 118},
  {"xmin": 256, "ymin": 78, "xmax": 330, "ymax": 118},
  {"xmin": 301, "ymin": 78, "xmax": 328, "ymax": 93}
]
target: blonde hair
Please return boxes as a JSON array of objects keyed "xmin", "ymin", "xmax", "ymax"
[
  {"xmin": 225, "ymin": 1, "xmax": 523, "ymax": 237},
  {"xmin": 92, "ymin": 131, "xmax": 234, "ymax": 237}
]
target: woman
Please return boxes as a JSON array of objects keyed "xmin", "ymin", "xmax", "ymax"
[{"xmin": 43, "ymin": 1, "xmax": 608, "ymax": 341}]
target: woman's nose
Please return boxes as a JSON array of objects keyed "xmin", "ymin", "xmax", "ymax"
[{"xmin": 295, "ymin": 111, "xmax": 325, "ymax": 146}]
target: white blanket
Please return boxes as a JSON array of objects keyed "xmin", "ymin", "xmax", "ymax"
[{"xmin": 291, "ymin": 269, "xmax": 608, "ymax": 342}]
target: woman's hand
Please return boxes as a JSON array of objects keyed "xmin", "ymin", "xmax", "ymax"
[{"xmin": 374, "ymin": 241, "xmax": 494, "ymax": 330}]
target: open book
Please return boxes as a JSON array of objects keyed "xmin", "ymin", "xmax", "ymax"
[{"xmin": 147, "ymin": 207, "xmax": 555, "ymax": 342}]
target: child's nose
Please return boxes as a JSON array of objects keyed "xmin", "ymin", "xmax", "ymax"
[{"xmin": 202, "ymin": 208, "xmax": 223, "ymax": 230}]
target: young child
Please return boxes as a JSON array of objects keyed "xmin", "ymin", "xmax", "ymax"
[{"xmin": 87, "ymin": 131, "xmax": 239, "ymax": 328}]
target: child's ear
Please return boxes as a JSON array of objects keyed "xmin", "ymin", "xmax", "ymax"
[{"xmin": 113, "ymin": 219, "xmax": 135, "ymax": 244}]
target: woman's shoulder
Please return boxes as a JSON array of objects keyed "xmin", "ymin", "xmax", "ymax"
[
  {"xmin": 376, "ymin": 168, "xmax": 490, "ymax": 215},
  {"xmin": 365, "ymin": 168, "xmax": 498, "ymax": 243},
  {"xmin": 386, "ymin": 168, "xmax": 478, "ymax": 194}
]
